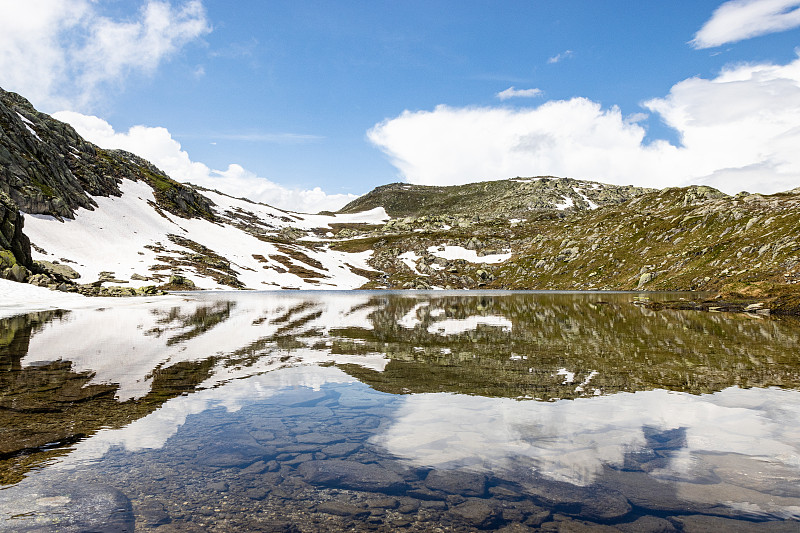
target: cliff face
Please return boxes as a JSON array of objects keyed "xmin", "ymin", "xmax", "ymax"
[
  {"xmin": 0, "ymin": 190, "xmax": 32, "ymax": 281},
  {"xmin": 0, "ymin": 88, "xmax": 214, "ymax": 221}
]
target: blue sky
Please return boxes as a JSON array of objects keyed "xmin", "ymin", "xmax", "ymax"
[{"xmin": 2, "ymin": 0, "xmax": 800, "ymax": 211}]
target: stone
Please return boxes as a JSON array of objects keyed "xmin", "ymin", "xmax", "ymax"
[
  {"xmin": 616, "ymin": 516, "xmax": 676, "ymax": 532},
  {"xmin": 315, "ymin": 501, "xmax": 369, "ymax": 518},
  {"xmin": 321, "ymin": 442, "xmax": 361, "ymax": 457},
  {"xmin": 196, "ymin": 443, "xmax": 273, "ymax": 468},
  {"xmin": 245, "ymin": 488, "xmax": 269, "ymax": 500},
  {"xmin": 35, "ymin": 260, "xmax": 80, "ymax": 280},
  {"xmin": 297, "ymin": 460, "xmax": 408, "ymax": 494},
  {"xmin": 450, "ymin": 499, "xmax": 498, "ymax": 529},
  {"xmin": 295, "ymin": 432, "xmax": 346, "ymax": 445},
  {"xmin": 365, "ymin": 498, "xmax": 399, "ymax": 509},
  {"xmin": 8, "ymin": 263, "xmax": 29, "ymax": 282},
  {"xmin": 206, "ymin": 481, "xmax": 229, "ymax": 492},
  {"xmin": 424, "ymin": 470, "xmax": 487, "ymax": 497},
  {"xmin": 637, "ymin": 272, "xmax": 655, "ymax": 288},
  {"xmin": 138, "ymin": 500, "xmax": 171, "ymax": 527}
]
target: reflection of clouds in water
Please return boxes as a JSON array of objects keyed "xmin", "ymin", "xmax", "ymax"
[
  {"xmin": 372, "ymin": 387, "xmax": 800, "ymax": 489},
  {"xmin": 56, "ymin": 366, "xmax": 358, "ymax": 467}
]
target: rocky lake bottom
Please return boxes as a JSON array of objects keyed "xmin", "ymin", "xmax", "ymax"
[{"xmin": 1, "ymin": 290, "xmax": 799, "ymax": 532}]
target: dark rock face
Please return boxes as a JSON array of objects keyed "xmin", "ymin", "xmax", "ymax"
[
  {"xmin": 0, "ymin": 87, "xmax": 214, "ymax": 221},
  {"xmin": 0, "ymin": 189, "xmax": 32, "ymax": 280}
]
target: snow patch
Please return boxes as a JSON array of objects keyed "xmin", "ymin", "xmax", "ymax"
[
  {"xmin": 398, "ymin": 251, "xmax": 425, "ymax": 275},
  {"xmin": 573, "ymin": 187, "xmax": 598, "ymax": 209},
  {"xmin": 16, "ymin": 112, "xmax": 43, "ymax": 142},
  {"xmin": 555, "ymin": 196, "xmax": 574, "ymax": 210},
  {"xmin": 427, "ymin": 245, "xmax": 511, "ymax": 264}
]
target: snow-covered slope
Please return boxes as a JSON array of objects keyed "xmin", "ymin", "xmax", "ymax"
[{"xmin": 24, "ymin": 179, "xmax": 389, "ymax": 290}]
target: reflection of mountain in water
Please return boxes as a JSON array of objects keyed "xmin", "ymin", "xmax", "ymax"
[
  {"xmin": 0, "ymin": 311, "xmax": 218, "ymax": 485},
  {"xmin": 3, "ymin": 291, "xmax": 800, "ymax": 485},
  {"xmin": 335, "ymin": 293, "xmax": 800, "ymax": 400}
]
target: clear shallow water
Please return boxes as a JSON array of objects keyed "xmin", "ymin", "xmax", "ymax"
[{"xmin": 1, "ymin": 291, "xmax": 800, "ymax": 531}]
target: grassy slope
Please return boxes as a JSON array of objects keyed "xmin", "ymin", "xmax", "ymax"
[{"xmin": 330, "ymin": 185, "xmax": 800, "ymax": 296}]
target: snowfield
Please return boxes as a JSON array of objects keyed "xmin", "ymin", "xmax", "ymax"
[{"xmin": 22, "ymin": 179, "xmax": 384, "ymax": 290}]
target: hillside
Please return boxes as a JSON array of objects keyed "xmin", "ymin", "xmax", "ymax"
[
  {"xmin": 1, "ymin": 86, "xmax": 800, "ymax": 301},
  {"xmin": 0, "ymin": 88, "xmax": 386, "ymax": 293},
  {"xmin": 337, "ymin": 179, "xmax": 653, "ymax": 218}
]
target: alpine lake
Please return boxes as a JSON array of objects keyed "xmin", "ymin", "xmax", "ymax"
[{"xmin": 1, "ymin": 290, "xmax": 800, "ymax": 532}]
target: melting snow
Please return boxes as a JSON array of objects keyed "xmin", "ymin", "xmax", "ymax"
[
  {"xmin": 22, "ymin": 179, "xmax": 376, "ymax": 290},
  {"xmin": 398, "ymin": 251, "xmax": 425, "ymax": 275},
  {"xmin": 427, "ymin": 245, "xmax": 511, "ymax": 264},
  {"xmin": 573, "ymin": 187, "xmax": 599, "ymax": 209},
  {"xmin": 556, "ymin": 368, "xmax": 576, "ymax": 384},
  {"xmin": 555, "ymin": 196, "xmax": 574, "ymax": 210}
]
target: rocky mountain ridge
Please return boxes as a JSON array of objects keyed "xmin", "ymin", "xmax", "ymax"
[
  {"xmin": 337, "ymin": 178, "xmax": 652, "ymax": 218},
  {"xmin": 1, "ymin": 87, "xmax": 800, "ymax": 305}
]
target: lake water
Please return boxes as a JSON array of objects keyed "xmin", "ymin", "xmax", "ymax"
[{"xmin": 1, "ymin": 291, "xmax": 800, "ymax": 532}]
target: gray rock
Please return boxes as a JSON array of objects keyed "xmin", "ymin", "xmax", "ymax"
[
  {"xmin": 321, "ymin": 442, "xmax": 361, "ymax": 457},
  {"xmin": 450, "ymin": 499, "xmax": 498, "ymax": 529},
  {"xmin": 315, "ymin": 501, "xmax": 369, "ymax": 517},
  {"xmin": 35, "ymin": 260, "xmax": 80, "ymax": 279},
  {"xmin": 296, "ymin": 433, "xmax": 346, "ymax": 445},
  {"xmin": 616, "ymin": 516, "xmax": 677, "ymax": 532},
  {"xmin": 424, "ymin": 470, "xmax": 487, "ymax": 497},
  {"xmin": 137, "ymin": 500, "xmax": 170, "ymax": 527},
  {"xmin": 297, "ymin": 460, "xmax": 408, "ymax": 493},
  {"xmin": 637, "ymin": 272, "xmax": 655, "ymax": 288},
  {"xmin": 196, "ymin": 443, "xmax": 273, "ymax": 468}
]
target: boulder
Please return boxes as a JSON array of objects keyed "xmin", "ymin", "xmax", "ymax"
[{"xmin": 297, "ymin": 460, "xmax": 408, "ymax": 494}]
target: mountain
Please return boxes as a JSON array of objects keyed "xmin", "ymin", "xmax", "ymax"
[
  {"xmin": 1, "ymin": 87, "xmax": 800, "ymax": 301},
  {"xmin": 337, "ymin": 178, "xmax": 653, "ymax": 218},
  {"xmin": 0, "ymin": 88, "xmax": 387, "ymax": 293}
]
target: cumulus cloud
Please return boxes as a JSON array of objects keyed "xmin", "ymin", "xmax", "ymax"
[
  {"xmin": 367, "ymin": 54, "xmax": 800, "ymax": 195},
  {"xmin": 547, "ymin": 50, "xmax": 574, "ymax": 64},
  {"xmin": 692, "ymin": 0, "xmax": 800, "ymax": 48},
  {"xmin": 53, "ymin": 111, "xmax": 357, "ymax": 213},
  {"xmin": 496, "ymin": 87, "xmax": 543, "ymax": 100},
  {"xmin": 0, "ymin": 0, "xmax": 210, "ymax": 111}
]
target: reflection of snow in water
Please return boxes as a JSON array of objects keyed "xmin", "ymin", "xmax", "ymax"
[
  {"xmin": 371, "ymin": 387, "xmax": 800, "ymax": 516},
  {"xmin": 427, "ymin": 315, "xmax": 512, "ymax": 335},
  {"xmin": 19, "ymin": 291, "xmax": 383, "ymax": 400}
]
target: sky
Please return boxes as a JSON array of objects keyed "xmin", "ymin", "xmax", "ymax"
[{"xmin": 2, "ymin": 0, "xmax": 800, "ymax": 212}]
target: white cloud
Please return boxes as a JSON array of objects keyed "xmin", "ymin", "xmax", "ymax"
[
  {"xmin": 547, "ymin": 49, "xmax": 574, "ymax": 64},
  {"xmin": 53, "ymin": 111, "xmax": 357, "ymax": 213},
  {"xmin": 496, "ymin": 87, "xmax": 543, "ymax": 100},
  {"xmin": 367, "ymin": 54, "xmax": 800, "ymax": 195},
  {"xmin": 692, "ymin": 0, "xmax": 800, "ymax": 48},
  {"xmin": 0, "ymin": 0, "xmax": 210, "ymax": 111}
]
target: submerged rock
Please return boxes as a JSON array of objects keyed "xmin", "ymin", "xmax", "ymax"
[{"xmin": 297, "ymin": 460, "xmax": 408, "ymax": 493}]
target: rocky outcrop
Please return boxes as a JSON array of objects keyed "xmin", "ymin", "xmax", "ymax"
[
  {"xmin": 0, "ymin": 87, "xmax": 214, "ymax": 221},
  {"xmin": 0, "ymin": 189, "xmax": 32, "ymax": 281}
]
